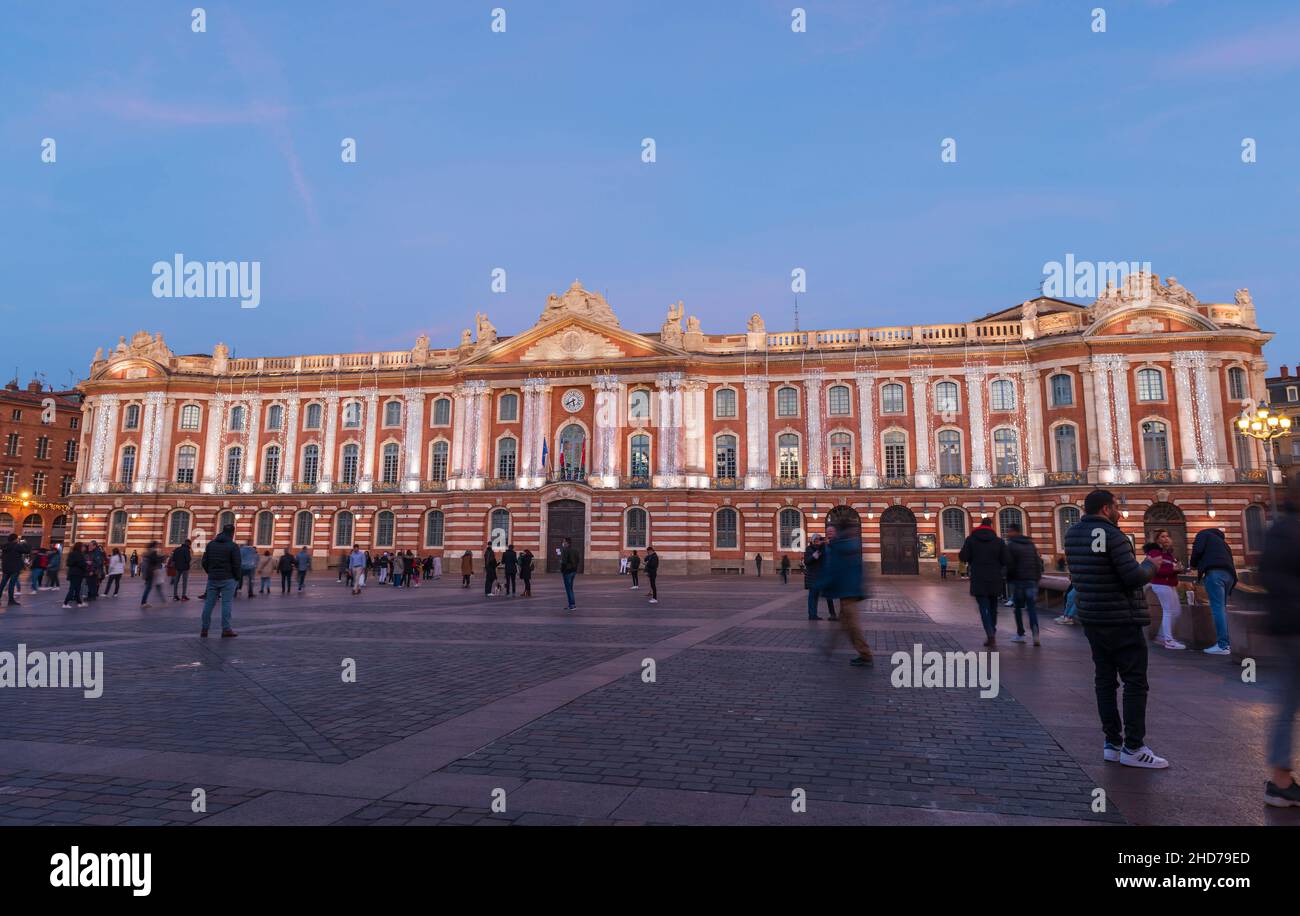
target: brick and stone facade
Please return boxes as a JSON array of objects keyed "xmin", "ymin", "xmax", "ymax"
[
  {"xmin": 0, "ymin": 380, "xmax": 81, "ymax": 545},
  {"xmin": 67, "ymin": 275, "xmax": 1277, "ymax": 572}
]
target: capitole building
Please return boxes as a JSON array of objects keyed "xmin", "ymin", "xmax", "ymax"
[{"xmin": 68, "ymin": 273, "xmax": 1276, "ymax": 574}]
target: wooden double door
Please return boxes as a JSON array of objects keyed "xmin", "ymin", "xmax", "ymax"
[
  {"xmin": 879, "ymin": 505, "xmax": 919, "ymax": 575},
  {"xmin": 545, "ymin": 499, "xmax": 586, "ymax": 573}
]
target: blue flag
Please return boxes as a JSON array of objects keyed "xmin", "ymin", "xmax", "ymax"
[{"xmin": 541, "ymin": 436, "xmax": 548, "ymax": 467}]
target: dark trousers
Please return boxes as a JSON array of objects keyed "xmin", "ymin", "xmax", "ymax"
[
  {"xmin": 484, "ymin": 572, "xmax": 496, "ymax": 595},
  {"xmin": 630, "ymin": 570, "xmax": 639, "ymax": 587},
  {"xmin": 45, "ymin": 569, "xmax": 59, "ymax": 588},
  {"xmin": 105, "ymin": 573, "xmax": 122, "ymax": 595},
  {"xmin": 241, "ymin": 570, "xmax": 255, "ymax": 597},
  {"xmin": 806, "ymin": 588, "xmax": 836, "ymax": 619},
  {"xmin": 521, "ymin": 575, "xmax": 531, "ymax": 595},
  {"xmin": 504, "ymin": 573, "xmax": 516, "ymax": 594},
  {"xmin": 173, "ymin": 570, "xmax": 189, "ymax": 598},
  {"xmin": 280, "ymin": 571, "xmax": 293, "ymax": 593},
  {"xmin": 975, "ymin": 594, "xmax": 998, "ymax": 637},
  {"xmin": 940, "ymin": 565, "xmax": 948, "ymax": 579},
  {"xmin": 1083, "ymin": 625, "xmax": 1149, "ymax": 751},
  {"xmin": 462, "ymin": 574, "xmax": 470, "ymax": 588},
  {"xmin": 86, "ymin": 575, "xmax": 101, "ymax": 601},
  {"xmin": 647, "ymin": 571, "xmax": 657, "ymax": 599},
  {"xmin": 64, "ymin": 574, "xmax": 84, "ymax": 605},
  {"xmin": 780, "ymin": 568, "xmax": 789, "ymax": 584},
  {"xmin": 0, "ymin": 571, "xmax": 19, "ymax": 602},
  {"xmin": 296, "ymin": 570, "xmax": 307, "ymax": 591},
  {"xmin": 1011, "ymin": 580, "xmax": 1040, "ymax": 635}
]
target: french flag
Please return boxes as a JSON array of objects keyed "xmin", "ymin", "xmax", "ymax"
[{"xmin": 541, "ymin": 437, "xmax": 548, "ymax": 468}]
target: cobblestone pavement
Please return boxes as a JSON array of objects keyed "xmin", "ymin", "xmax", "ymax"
[{"xmin": 0, "ymin": 570, "xmax": 1287, "ymax": 825}]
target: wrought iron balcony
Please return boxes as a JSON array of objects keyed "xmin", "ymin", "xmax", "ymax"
[
  {"xmin": 374, "ymin": 482, "xmax": 401, "ymax": 493},
  {"xmin": 549, "ymin": 468, "xmax": 588, "ymax": 483},
  {"xmin": 1045, "ymin": 471, "xmax": 1085, "ymax": 486},
  {"xmin": 938, "ymin": 474, "xmax": 970, "ymax": 488},
  {"xmin": 254, "ymin": 483, "xmax": 278, "ymax": 494},
  {"xmin": 882, "ymin": 475, "xmax": 913, "ymax": 489},
  {"xmin": 712, "ymin": 476, "xmax": 739, "ymax": 490},
  {"xmin": 484, "ymin": 477, "xmax": 517, "ymax": 490},
  {"xmin": 827, "ymin": 475, "xmax": 857, "ymax": 490},
  {"xmin": 623, "ymin": 474, "xmax": 653, "ymax": 489},
  {"xmin": 1142, "ymin": 469, "xmax": 1176, "ymax": 484},
  {"xmin": 774, "ymin": 475, "xmax": 805, "ymax": 489},
  {"xmin": 334, "ymin": 483, "xmax": 357, "ymax": 494},
  {"xmin": 293, "ymin": 482, "xmax": 318, "ymax": 493},
  {"xmin": 418, "ymin": 479, "xmax": 448, "ymax": 491},
  {"xmin": 1236, "ymin": 468, "xmax": 1268, "ymax": 483},
  {"xmin": 991, "ymin": 474, "xmax": 1023, "ymax": 488},
  {"xmin": 108, "ymin": 481, "xmax": 132, "ymax": 493},
  {"xmin": 164, "ymin": 482, "xmax": 196, "ymax": 493}
]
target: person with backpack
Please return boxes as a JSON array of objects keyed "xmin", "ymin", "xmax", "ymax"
[
  {"xmin": 644, "ymin": 545, "xmax": 660, "ymax": 604},
  {"xmin": 1004, "ymin": 521, "xmax": 1044, "ymax": 646},
  {"xmin": 1065, "ymin": 489, "xmax": 1165, "ymax": 769},
  {"xmin": 1190, "ymin": 526, "xmax": 1236, "ymax": 656},
  {"xmin": 199, "ymin": 524, "xmax": 242, "ymax": 638},
  {"xmin": 628, "ymin": 550, "xmax": 641, "ymax": 589},
  {"xmin": 959, "ymin": 517, "xmax": 1009, "ymax": 647}
]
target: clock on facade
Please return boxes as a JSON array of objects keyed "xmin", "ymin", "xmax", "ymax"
[{"xmin": 561, "ymin": 389, "xmax": 586, "ymax": 413}]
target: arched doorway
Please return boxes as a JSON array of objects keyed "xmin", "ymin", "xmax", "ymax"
[
  {"xmin": 546, "ymin": 498, "xmax": 586, "ymax": 573},
  {"xmin": 826, "ymin": 504, "xmax": 861, "ymax": 532},
  {"xmin": 879, "ymin": 505, "xmax": 918, "ymax": 575},
  {"xmin": 21, "ymin": 513, "xmax": 44, "ymax": 548},
  {"xmin": 1144, "ymin": 502, "xmax": 1188, "ymax": 563}
]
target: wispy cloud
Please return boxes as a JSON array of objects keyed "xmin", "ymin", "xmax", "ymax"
[{"xmin": 1160, "ymin": 15, "xmax": 1300, "ymax": 77}]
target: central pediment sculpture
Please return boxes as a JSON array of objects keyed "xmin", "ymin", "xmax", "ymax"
[{"xmin": 537, "ymin": 280, "xmax": 620, "ymax": 328}]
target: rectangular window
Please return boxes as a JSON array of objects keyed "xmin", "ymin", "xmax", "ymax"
[
  {"xmin": 60, "ymin": 475, "xmax": 73, "ymax": 497},
  {"xmin": 65, "ymin": 440, "xmax": 77, "ymax": 462},
  {"xmin": 777, "ymin": 387, "xmax": 799, "ymax": 417},
  {"xmin": 35, "ymin": 437, "xmax": 49, "ymax": 459},
  {"xmin": 33, "ymin": 472, "xmax": 46, "ymax": 496}
]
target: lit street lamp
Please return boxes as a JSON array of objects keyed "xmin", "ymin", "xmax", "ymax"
[{"xmin": 1236, "ymin": 402, "xmax": 1293, "ymax": 521}]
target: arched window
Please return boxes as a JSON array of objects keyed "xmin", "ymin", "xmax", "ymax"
[
  {"xmin": 255, "ymin": 511, "xmax": 275, "ymax": 546},
  {"xmin": 941, "ymin": 508, "xmax": 966, "ymax": 550},
  {"xmin": 228, "ymin": 405, "xmax": 245, "ymax": 431},
  {"xmin": 990, "ymin": 379, "xmax": 1016, "ymax": 411},
  {"xmin": 375, "ymin": 510, "xmax": 395, "ymax": 548},
  {"xmin": 1050, "ymin": 373, "xmax": 1073, "ymax": 407},
  {"xmin": 1141, "ymin": 420, "xmax": 1170, "ymax": 470},
  {"xmin": 1058, "ymin": 506, "xmax": 1081, "ymax": 546},
  {"xmin": 382, "ymin": 442, "xmax": 401, "ymax": 484},
  {"xmin": 778, "ymin": 433, "xmax": 801, "ymax": 479},
  {"xmin": 301, "ymin": 444, "xmax": 320, "ymax": 485},
  {"xmin": 109, "ymin": 510, "xmax": 128, "ymax": 545},
  {"xmin": 263, "ymin": 445, "xmax": 281, "ymax": 486},
  {"xmin": 218, "ymin": 510, "xmax": 236, "ymax": 533},
  {"xmin": 340, "ymin": 443, "xmax": 359, "ymax": 485},
  {"xmin": 496, "ymin": 438, "xmax": 517, "ymax": 480},
  {"xmin": 432, "ymin": 397, "xmax": 451, "ymax": 426},
  {"xmin": 266, "ymin": 404, "xmax": 284, "ymax": 431},
  {"xmin": 776, "ymin": 386, "xmax": 799, "ymax": 417},
  {"xmin": 168, "ymin": 510, "xmax": 191, "ymax": 545},
  {"xmin": 881, "ymin": 383, "xmax": 905, "ymax": 414},
  {"xmin": 993, "ymin": 428, "xmax": 1019, "ymax": 475},
  {"xmin": 715, "ymin": 434, "xmax": 737, "ymax": 479},
  {"xmin": 424, "ymin": 510, "xmax": 445, "ymax": 548},
  {"xmin": 883, "ymin": 430, "xmax": 907, "ymax": 477},
  {"xmin": 342, "ymin": 401, "xmax": 362, "ymax": 428},
  {"xmin": 827, "ymin": 385, "xmax": 851, "ymax": 416},
  {"xmin": 1245, "ymin": 505, "xmax": 1267, "ymax": 552},
  {"xmin": 304, "ymin": 403, "xmax": 323, "ymax": 429},
  {"xmin": 998, "ymin": 507, "xmax": 1023, "ymax": 537},
  {"xmin": 628, "ymin": 389, "xmax": 651, "ymax": 420},
  {"xmin": 715, "ymin": 507, "xmax": 739, "ymax": 549},
  {"xmin": 625, "ymin": 507, "xmax": 648, "ymax": 549},
  {"xmin": 429, "ymin": 441, "xmax": 449, "ymax": 481},
  {"xmin": 1228, "ymin": 366, "xmax": 1248, "ymax": 401},
  {"xmin": 1136, "ymin": 368, "xmax": 1164, "ymax": 401},
  {"xmin": 224, "ymin": 447, "xmax": 242, "ymax": 488},
  {"xmin": 180, "ymin": 404, "xmax": 201, "ymax": 429},
  {"xmin": 123, "ymin": 403, "xmax": 141, "ymax": 430},
  {"xmin": 176, "ymin": 445, "xmax": 198, "ymax": 483},
  {"xmin": 829, "ymin": 431, "xmax": 853, "ymax": 477},
  {"xmin": 778, "ymin": 508, "xmax": 803, "ymax": 550},
  {"xmin": 935, "ymin": 381, "xmax": 959, "ymax": 415},
  {"xmin": 383, "ymin": 401, "xmax": 402, "ymax": 427},
  {"xmin": 1235, "ymin": 432, "xmax": 1254, "ymax": 470},
  {"xmin": 51, "ymin": 514, "xmax": 68, "ymax": 541},
  {"xmin": 334, "ymin": 511, "xmax": 354, "ymax": 548},
  {"xmin": 294, "ymin": 511, "xmax": 314, "ymax": 546},
  {"xmin": 119, "ymin": 445, "xmax": 137, "ymax": 484},
  {"xmin": 498, "ymin": 393, "xmax": 518, "ymax": 422},
  {"xmin": 714, "ymin": 388, "xmax": 737, "ymax": 418},
  {"xmin": 630, "ymin": 434, "xmax": 651, "ymax": 479},
  {"xmin": 937, "ymin": 429, "xmax": 962, "ymax": 475},
  {"xmin": 489, "ymin": 508, "xmax": 510, "ymax": 546},
  {"xmin": 1054, "ymin": 424, "xmax": 1079, "ymax": 473},
  {"xmin": 0, "ymin": 512, "xmax": 11, "ymax": 536},
  {"xmin": 559, "ymin": 425, "xmax": 585, "ymax": 479}
]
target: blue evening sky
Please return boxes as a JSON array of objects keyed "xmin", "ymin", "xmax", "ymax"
[{"xmin": 1, "ymin": 0, "xmax": 1298, "ymax": 388}]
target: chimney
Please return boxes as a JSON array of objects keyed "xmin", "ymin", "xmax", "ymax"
[{"xmin": 1284, "ymin": 366, "xmax": 1291, "ymax": 378}]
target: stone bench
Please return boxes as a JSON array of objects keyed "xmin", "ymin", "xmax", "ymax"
[{"xmin": 1038, "ymin": 574, "xmax": 1071, "ymax": 607}]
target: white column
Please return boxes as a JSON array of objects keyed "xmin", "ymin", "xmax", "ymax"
[
  {"xmin": 318, "ymin": 394, "xmax": 339, "ymax": 492},
  {"xmin": 199, "ymin": 396, "xmax": 224, "ymax": 494},
  {"xmin": 591, "ymin": 375, "xmax": 620, "ymax": 487},
  {"xmin": 1107, "ymin": 356, "xmax": 1138, "ymax": 482},
  {"xmin": 450, "ymin": 385, "xmax": 468, "ymax": 483},
  {"xmin": 683, "ymin": 378, "xmax": 708, "ymax": 488},
  {"xmin": 1171, "ymin": 353, "xmax": 1200, "ymax": 481},
  {"xmin": 457, "ymin": 380, "xmax": 488, "ymax": 488},
  {"xmin": 1081, "ymin": 363, "xmax": 1101, "ymax": 483},
  {"xmin": 744, "ymin": 377, "xmax": 771, "ymax": 489},
  {"xmin": 240, "ymin": 398, "xmax": 262, "ymax": 493},
  {"xmin": 910, "ymin": 369, "xmax": 934, "ymax": 487},
  {"xmin": 1091, "ymin": 356, "xmax": 1117, "ymax": 483},
  {"xmin": 803, "ymin": 371, "xmax": 825, "ymax": 489},
  {"xmin": 519, "ymin": 379, "xmax": 547, "ymax": 488},
  {"xmin": 402, "ymin": 389, "xmax": 424, "ymax": 492},
  {"xmin": 653, "ymin": 372, "xmax": 683, "ymax": 487},
  {"xmin": 856, "ymin": 371, "xmax": 878, "ymax": 487},
  {"xmin": 1201, "ymin": 359, "xmax": 1231, "ymax": 481},
  {"xmin": 87, "ymin": 395, "xmax": 120, "ymax": 493},
  {"xmin": 135, "ymin": 392, "xmax": 165, "ymax": 493},
  {"xmin": 965, "ymin": 370, "xmax": 989, "ymax": 487},
  {"xmin": 1022, "ymin": 368, "xmax": 1046, "ymax": 487},
  {"xmin": 358, "ymin": 391, "xmax": 379, "ymax": 492},
  {"xmin": 279, "ymin": 397, "xmax": 301, "ymax": 493}
]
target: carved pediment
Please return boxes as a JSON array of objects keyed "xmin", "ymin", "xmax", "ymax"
[{"xmin": 520, "ymin": 326, "xmax": 626, "ymax": 362}]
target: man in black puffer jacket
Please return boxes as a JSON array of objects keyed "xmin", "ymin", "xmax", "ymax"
[
  {"xmin": 1004, "ymin": 522, "xmax": 1043, "ymax": 645},
  {"xmin": 199, "ymin": 524, "xmax": 242, "ymax": 638},
  {"xmin": 959, "ymin": 517, "xmax": 1008, "ymax": 647},
  {"xmin": 1064, "ymin": 489, "xmax": 1165, "ymax": 770}
]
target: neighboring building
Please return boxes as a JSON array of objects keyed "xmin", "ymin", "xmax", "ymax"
[
  {"xmin": 68, "ymin": 274, "xmax": 1276, "ymax": 572},
  {"xmin": 0, "ymin": 380, "xmax": 82, "ymax": 546},
  {"xmin": 1265, "ymin": 363, "xmax": 1300, "ymax": 487}
]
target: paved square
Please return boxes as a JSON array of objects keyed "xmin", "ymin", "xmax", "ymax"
[{"xmin": 0, "ymin": 571, "xmax": 1286, "ymax": 825}]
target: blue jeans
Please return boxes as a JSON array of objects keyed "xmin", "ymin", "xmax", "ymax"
[
  {"xmin": 1011, "ymin": 580, "xmax": 1040, "ymax": 635},
  {"xmin": 0, "ymin": 571, "xmax": 19, "ymax": 602},
  {"xmin": 141, "ymin": 577, "xmax": 157, "ymax": 604},
  {"xmin": 562, "ymin": 571, "xmax": 576, "ymax": 608},
  {"xmin": 806, "ymin": 588, "xmax": 835, "ymax": 619},
  {"xmin": 1203, "ymin": 569, "xmax": 1233, "ymax": 649},
  {"xmin": 1268, "ymin": 637, "xmax": 1300, "ymax": 768},
  {"xmin": 201, "ymin": 578, "xmax": 237, "ymax": 632},
  {"xmin": 30, "ymin": 568, "xmax": 43, "ymax": 589},
  {"xmin": 975, "ymin": 594, "xmax": 999, "ymax": 637}
]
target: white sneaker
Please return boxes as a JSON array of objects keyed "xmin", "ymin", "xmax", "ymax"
[
  {"xmin": 1203, "ymin": 645, "xmax": 1231, "ymax": 656},
  {"xmin": 649, "ymin": 598, "xmax": 658, "ymax": 604},
  {"xmin": 1160, "ymin": 637, "xmax": 1186, "ymax": 650},
  {"xmin": 630, "ymin": 586, "xmax": 639, "ymax": 590},
  {"xmin": 61, "ymin": 603, "xmax": 71, "ymax": 609},
  {"xmin": 1003, "ymin": 599, "xmax": 1014, "ymax": 607},
  {"xmin": 1103, "ymin": 743, "xmax": 1122, "ymax": 763},
  {"xmin": 1010, "ymin": 634, "xmax": 1027, "ymax": 643},
  {"xmin": 1120, "ymin": 745, "xmax": 1170, "ymax": 769}
]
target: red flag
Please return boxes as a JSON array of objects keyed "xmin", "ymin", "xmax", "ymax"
[{"xmin": 579, "ymin": 438, "xmax": 586, "ymax": 473}]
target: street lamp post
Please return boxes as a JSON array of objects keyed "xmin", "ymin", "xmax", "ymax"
[{"xmin": 1236, "ymin": 403, "xmax": 1293, "ymax": 522}]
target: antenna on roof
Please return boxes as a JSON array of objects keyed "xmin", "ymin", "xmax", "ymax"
[{"xmin": 793, "ymin": 295, "xmax": 800, "ymax": 332}]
